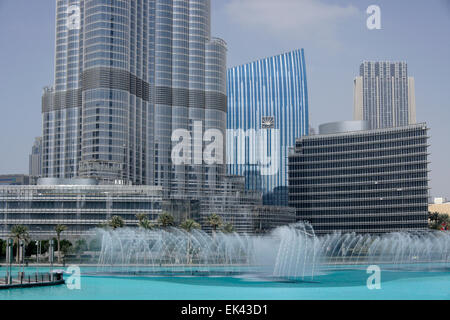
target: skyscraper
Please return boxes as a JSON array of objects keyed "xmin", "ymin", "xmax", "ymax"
[
  {"xmin": 227, "ymin": 49, "xmax": 309, "ymax": 206},
  {"xmin": 354, "ymin": 61, "xmax": 416, "ymax": 129},
  {"xmin": 42, "ymin": 0, "xmax": 227, "ymax": 197},
  {"xmin": 29, "ymin": 137, "xmax": 42, "ymax": 177}
]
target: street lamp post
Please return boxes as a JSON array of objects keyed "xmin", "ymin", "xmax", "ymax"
[
  {"xmin": 7, "ymin": 238, "xmax": 13, "ymax": 284},
  {"xmin": 35, "ymin": 226, "xmax": 42, "ymax": 263},
  {"xmin": 19, "ymin": 240, "xmax": 25, "ymax": 283},
  {"xmin": 35, "ymin": 240, "xmax": 39, "ymax": 263},
  {"xmin": 34, "ymin": 240, "xmax": 40, "ymax": 282},
  {"xmin": 49, "ymin": 239, "xmax": 54, "ymax": 281}
]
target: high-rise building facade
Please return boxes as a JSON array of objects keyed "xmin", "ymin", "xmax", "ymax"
[
  {"xmin": 29, "ymin": 137, "xmax": 43, "ymax": 177},
  {"xmin": 42, "ymin": 0, "xmax": 227, "ymax": 197},
  {"xmin": 354, "ymin": 61, "xmax": 416, "ymax": 129},
  {"xmin": 227, "ymin": 49, "xmax": 309, "ymax": 206},
  {"xmin": 289, "ymin": 121, "xmax": 429, "ymax": 234}
]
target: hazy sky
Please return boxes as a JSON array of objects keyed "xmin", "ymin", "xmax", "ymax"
[{"xmin": 0, "ymin": 0, "xmax": 449, "ymax": 198}]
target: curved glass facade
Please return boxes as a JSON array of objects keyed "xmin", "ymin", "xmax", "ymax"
[
  {"xmin": 289, "ymin": 124, "xmax": 429, "ymax": 234},
  {"xmin": 227, "ymin": 49, "xmax": 309, "ymax": 206},
  {"xmin": 42, "ymin": 0, "xmax": 227, "ymax": 195}
]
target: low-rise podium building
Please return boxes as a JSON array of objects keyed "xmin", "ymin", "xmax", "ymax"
[{"xmin": 0, "ymin": 178, "xmax": 163, "ymax": 239}]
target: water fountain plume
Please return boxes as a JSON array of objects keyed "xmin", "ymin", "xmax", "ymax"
[{"xmin": 96, "ymin": 223, "xmax": 450, "ymax": 279}]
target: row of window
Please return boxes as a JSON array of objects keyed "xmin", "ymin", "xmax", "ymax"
[
  {"xmin": 313, "ymin": 223, "xmax": 427, "ymax": 232},
  {"xmin": 302, "ymin": 129, "xmax": 426, "ymax": 147},
  {"xmin": 298, "ymin": 198, "xmax": 426, "ymax": 208},
  {"xmin": 289, "ymin": 156, "xmax": 427, "ymax": 170},
  {"xmin": 289, "ymin": 181, "xmax": 427, "ymax": 194},
  {"xmin": 294, "ymin": 147, "xmax": 427, "ymax": 162},
  {"xmin": 290, "ymin": 189, "xmax": 427, "ymax": 201},
  {"xmin": 0, "ymin": 201, "xmax": 160, "ymax": 210},
  {"xmin": 303, "ymin": 139, "xmax": 426, "ymax": 155},
  {"xmin": 295, "ymin": 206, "xmax": 427, "ymax": 215},
  {"xmin": 308, "ymin": 215, "xmax": 427, "ymax": 223},
  {"xmin": 290, "ymin": 164, "xmax": 427, "ymax": 178},
  {"xmin": 291, "ymin": 172, "xmax": 427, "ymax": 185}
]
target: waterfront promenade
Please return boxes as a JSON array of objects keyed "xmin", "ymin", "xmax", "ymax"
[{"xmin": 0, "ymin": 269, "xmax": 64, "ymax": 290}]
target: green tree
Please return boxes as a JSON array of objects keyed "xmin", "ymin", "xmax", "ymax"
[
  {"xmin": 74, "ymin": 239, "xmax": 88, "ymax": 253},
  {"xmin": 437, "ymin": 214, "xmax": 449, "ymax": 230},
  {"xmin": 60, "ymin": 240, "xmax": 73, "ymax": 257},
  {"xmin": 10, "ymin": 225, "xmax": 29, "ymax": 263},
  {"xmin": 109, "ymin": 216, "xmax": 125, "ymax": 229},
  {"xmin": 140, "ymin": 219, "xmax": 155, "ymax": 230},
  {"xmin": 180, "ymin": 219, "xmax": 201, "ymax": 233},
  {"xmin": 25, "ymin": 241, "xmax": 38, "ymax": 257},
  {"xmin": 429, "ymin": 212, "xmax": 450, "ymax": 230},
  {"xmin": 55, "ymin": 225, "xmax": 68, "ymax": 263},
  {"xmin": 429, "ymin": 212, "xmax": 440, "ymax": 229},
  {"xmin": 136, "ymin": 213, "xmax": 147, "ymax": 222},
  {"xmin": 221, "ymin": 223, "xmax": 235, "ymax": 234},
  {"xmin": 207, "ymin": 214, "xmax": 223, "ymax": 233},
  {"xmin": 89, "ymin": 238, "xmax": 102, "ymax": 252},
  {"xmin": 158, "ymin": 212, "xmax": 175, "ymax": 228},
  {"xmin": 97, "ymin": 222, "xmax": 109, "ymax": 229},
  {"xmin": 180, "ymin": 219, "xmax": 201, "ymax": 264},
  {"xmin": 0, "ymin": 239, "xmax": 5, "ymax": 256},
  {"xmin": 136, "ymin": 213, "xmax": 155, "ymax": 230},
  {"xmin": 40, "ymin": 240, "xmax": 50, "ymax": 255}
]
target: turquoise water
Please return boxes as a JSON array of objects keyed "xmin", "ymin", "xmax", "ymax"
[{"xmin": 0, "ymin": 266, "xmax": 449, "ymax": 300}]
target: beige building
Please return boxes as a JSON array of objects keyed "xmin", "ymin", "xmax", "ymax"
[
  {"xmin": 354, "ymin": 62, "xmax": 417, "ymax": 129},
  {"xmin": 429, "ymin": 203, "xmax": 450, "ymax": 215}
]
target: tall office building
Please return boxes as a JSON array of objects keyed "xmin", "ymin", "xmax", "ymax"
[
  {"xmin": 289, "ymin": 121, "xmax": 429, "ymax": 234},
  {"xmin": 29, "ymin": 137, "xmax": 43, "ymax": 177},
  {"xmin": 227, "ymin": 49, "xmax": 309, "ymax": 206},
  {"xmin": 354, "ymin": 61, "xmax": 416, "ymax": 129},
  {"xmin": 42, "ymin": 0, "xmax": 227, "ymax": 197}
]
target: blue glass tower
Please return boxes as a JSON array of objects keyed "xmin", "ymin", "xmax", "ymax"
[{"xmin": 227, "ymin": 49, "xmax": 309, "ymax": 206}]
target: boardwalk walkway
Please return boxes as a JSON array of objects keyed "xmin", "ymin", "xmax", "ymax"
[{"xmin": 0, "ymin": 272, "xmax": 65, "ymax": 290}]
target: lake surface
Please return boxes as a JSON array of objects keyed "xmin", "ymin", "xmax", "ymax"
[{"xmin": 0, "ymin": 266, "xmax": 448, "ymax": 300}]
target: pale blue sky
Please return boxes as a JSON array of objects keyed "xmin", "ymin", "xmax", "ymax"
[{"xmin": 0, "ymin": 0, "xmax": 449, "ymax": 198}]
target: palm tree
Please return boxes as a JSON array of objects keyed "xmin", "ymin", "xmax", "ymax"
[
  {"xmin": 10, "ymin": 225, "xmax": 29, "ymax": 264},
  {"xmin": 55, "ymin": 225, "xmax": 68, "ymax": 263},
  {"xmin": 207, "ymin": 214, "xmax": 223, "ymax": 234},
  {"xmin": 136, "ymin": 213, "xmax": 147, "ymax": 223},
  {"xmin": 221, "ymin": 223, "xmax": 235, "ymax": 234},
  {"xmin": 97, "ymin": 222, "xmax": 109, "ymax": 229},
  {"xmin": 180, "ymin": 219, "xmax": 201, "ymax": 232},
  {"xmin": 158, "ymin": 212, "xmax": 175, "ymax": 229},
  {"xmin": 139, "ymin": 219, "xmax": 155, "ymax": 230},
  {"xmin": 429, "ymin": 212, "xmax": 440, "ymax": 229},
  {"xmin": 142, "ymin": 219, "xmax": 155, "ymax": 230},
  {"xmin": 109, "ymin": 216, "xmax": 125, "ymax": 229},
  {"xmin": 136, "ymin": 213, "xmax": 155, "ymax": 230},
  {"xmin": 180, "ymin": 219, "xmax": 201, "ymax": 264}
]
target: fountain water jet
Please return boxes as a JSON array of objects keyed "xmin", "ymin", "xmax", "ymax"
[{"xmin": 96, "ymin": 223, "xmax": 450, "ymax": 279}]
